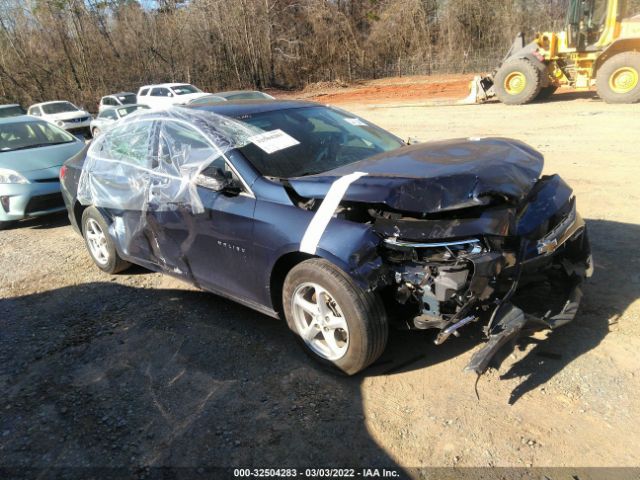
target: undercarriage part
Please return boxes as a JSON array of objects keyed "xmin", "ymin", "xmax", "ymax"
[
  {"xmin": 465, "ymin": 303, "xmax": 527, "ymax": 375},
  {"xmin": 434, "ymin": 315, "xmax": 477, "ymax": 345}
]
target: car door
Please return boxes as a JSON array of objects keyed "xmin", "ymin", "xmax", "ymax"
[
  {"xmin": 149, "ymin": 119, "xmax": 259, "ymax": 302},
  {"xmin": 148, "ymin": 88, "xmax": 173, "ymax": 108}
]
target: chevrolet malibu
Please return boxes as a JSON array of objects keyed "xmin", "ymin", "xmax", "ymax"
[
  {"xmin": 1, "ymin": 115, "xmax": 85, "ymax": 229},
  {"xmin": 60, "ymin": 102, "xmax": 592, "ymax": 375}
]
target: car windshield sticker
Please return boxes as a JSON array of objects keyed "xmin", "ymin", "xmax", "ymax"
[
  {"xmin": 249, "ymin": 129, "xmax": 299, "ymax": 154},
  {"xmin": 299, "ymin": 171, "xmax": 368, "ymax": 255},
  {"xmin": 344, "ymin": 117, "xmax": 367, "ymax": 127}
]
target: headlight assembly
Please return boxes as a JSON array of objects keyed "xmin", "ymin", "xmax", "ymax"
[{"xmin": 0, "ymin": 168, "xmax": 29, "ymax": 184}]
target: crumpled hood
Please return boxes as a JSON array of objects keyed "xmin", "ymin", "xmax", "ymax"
[{"xmin": 287, "ymin": 137, "xmax": 544, "ymax": 214}]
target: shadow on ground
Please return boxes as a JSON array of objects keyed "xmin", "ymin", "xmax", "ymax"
[
  {"xmin": 0, "ymin": 219, "xmax": 637, "ymax": 473},
  {"xmin": 2, "ymin": 211, "xmax": 69, "ymax": 231}
]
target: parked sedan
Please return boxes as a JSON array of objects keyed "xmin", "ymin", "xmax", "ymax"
[
  {"xmin": 27, "ymin": 101, "xmax": 92, "ymax": 138},
  {"xmin": 0, "ymin": 116, "xmax": 85, "ymax": 229},
  {"xmin": 212, "ymin": 90, "xmax": 275, "ymax": 101},
  {"xmin": 90, "ymin": 104, "xmax": 149, "ymax": 137},
  {"xmin": 60, "ymin": 102, "xmax": 591, "ymax": 376}
]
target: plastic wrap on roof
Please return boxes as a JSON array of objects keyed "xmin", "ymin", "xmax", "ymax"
[{"xmin": 77, "ymin": 107, "xmax": 263, "ymax": 215}]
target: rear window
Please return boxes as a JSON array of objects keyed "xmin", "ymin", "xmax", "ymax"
[{"xmin": 117, "ymin": 94, "xmax": 137, "ymax": 105}]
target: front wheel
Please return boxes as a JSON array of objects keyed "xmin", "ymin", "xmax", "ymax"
[
  {"xmin": 494, "ymin": 58, "xmax": 542, "ymax": 105},
  {"xmin": 283, "ymin": 258, "xmax": 388, "ymax": 375},
  {"xmin": 597, "ymin": 52, "xmax": 640, "ymax": 104},
  {"xmin": 81, "ymin": 207, "xmax": 131, "ymax": 274}
]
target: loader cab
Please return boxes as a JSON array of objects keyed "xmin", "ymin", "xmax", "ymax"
[{"xmin": 566, "ymin": 0, "xmax": 627, "ymax": 49}]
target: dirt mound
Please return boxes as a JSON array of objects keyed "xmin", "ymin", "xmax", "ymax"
[{"xmin": 302, "ymin": 79, "xmax": 349, "ymax": 94}]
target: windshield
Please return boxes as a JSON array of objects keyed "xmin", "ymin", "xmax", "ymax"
[
  {"xmin": 117, "ymin": 105, "xmax": 149, "ymax": 117},
  {"xmin": 0, "ymin": 120, "xmax": 76, "ymax": 152},
  {"xmin": 0, "ymin": 105, "xmax": 26, "ymax": 118},
  {"xmin": 171, "ymin": 84, "xmax": 201, "ymax": 95},
  {"xmin": 235, "ymin": 106, "xmax": 403, "ymax": 178},
  {"xmin": 41, "ymin": 102, "xmax": 79, "ymax": 114},
  {"xmin": 116, "ymin": 94, "xmax": 137, "ymax": 105}
]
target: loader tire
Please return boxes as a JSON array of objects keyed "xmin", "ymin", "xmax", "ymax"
[
  {"xmin": 596, "ymin": 52, "xmax": 640, "ymax": 104},
  {"xmin": 494, "ymin": 58, "xmax": 542, "ymax": 105}
]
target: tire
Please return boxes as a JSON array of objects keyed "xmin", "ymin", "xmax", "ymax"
[
  {"xmin": 494, "ymin": 58, "xmax": 543, "ymax": 105},
  {"xmin": 536, "ymin": 85, "xmax": 558, "ymax": 101},
  {"xmin": 282, "ymin": 258, "xmax": 388, "ymax": 375},
  {"xmin": 596, "ymin": 52, "xmax": 640, "ymax": 104},
  {"xmin": 81, "ymin": 206, "xmax": 131, "ymax": 274}
]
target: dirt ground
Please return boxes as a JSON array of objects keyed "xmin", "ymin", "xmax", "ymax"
[{"xmin": 2, "ymin": 75, "xmax": 640, "ymax": 476}]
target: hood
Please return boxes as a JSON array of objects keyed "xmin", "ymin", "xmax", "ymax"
[
  {"xmin": 175, "ymin": 92, "xmax": 210, "ymax": 104},
  {"xmin": 0, "ymin": 140, "xmax": 85, "ymax": 175},
  {"xmin": 287, "ymin": 138, "xmax": 544, "ymax": 214},
  {"xmin": 45, "ymin": 110, "xmax": 90, "ymax": 121}
]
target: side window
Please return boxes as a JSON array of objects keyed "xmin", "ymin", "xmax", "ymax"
[
  {"xmin": 29, "ymin": 106, "xmax": 42, "ymax": 116},
  {"xmin": 95, "ymin": 120, "xmax": 155, "ymax": 168},
  {"xmin": 104, "ymin": 110, "xmax": 118, "ymax": 120},
  {"xmin": 139, "ymin": 88, "xmax": 149, "ymax": 97},
  {"xmin": 151, "ymin": 88, "xmax": 170, "ymax": 97},
  {"xmin": 158, "ymin": 120, "xmax": 241, "ymax": 190}
]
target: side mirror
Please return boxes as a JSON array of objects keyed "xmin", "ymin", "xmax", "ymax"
[{"xmin": 196, "ymin": 167, "xmax": 240, "ymax": 196}]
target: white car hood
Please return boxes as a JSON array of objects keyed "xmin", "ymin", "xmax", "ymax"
[{"xmin": 45, "ymin": 110, "xmax": 90, "ymax": 121}]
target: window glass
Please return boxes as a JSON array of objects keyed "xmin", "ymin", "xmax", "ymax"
[
  {"xmin": 0, "ymin": 105, "xmax": 26, "ymax": 118},
  {"xmin": 139, "ymin": 88, "xmax": 149, "ymax": 96},
  {"xmin": 41, "ymin": 102, "xmax": 79, "ymax": 114},
  {"xmin": 29, "ymin": 106, "xmax": 42, "ymax": 116},
  {"xmin": 117, "ymin": 105, "xmax": 148, "ymax": 118},
  {"xmin": 95, "ymin": 120, "xmax": 154, "ymax": 167},
  {"xmin": 117, "ymin": 94, "xmax": 137, "ymax": 105},
  {"xmin": 171, "ymin": 84, "xmax": 201, "ymax": 95},
  {"xmin": 104, "ymin": 110, "xmax": 118, "ymax": 120},
  {"xmin": 151, "ymin": 88, "xmax": 170, "ymax": 97},
  {"xmin": 0, "ymin": 120, "xmax": 75, "ymax": 152}
]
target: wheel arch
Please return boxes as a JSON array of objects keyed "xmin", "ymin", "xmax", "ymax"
[
  {"xmin": 595, "ymin": 38, "xmax": 640, "ymax": 74},
  {"xmin": 73, "ymin": 200, "xmax": 87, "ymax": 233}
]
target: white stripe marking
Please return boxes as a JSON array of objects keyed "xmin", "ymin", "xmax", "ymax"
[{"xmin": 299, "ymin": 171, "xmax": 368, "ymax": 255}]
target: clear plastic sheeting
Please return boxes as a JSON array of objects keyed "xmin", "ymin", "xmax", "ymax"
[
  {"xmin": 77, "ymin": 107, "xmax": 262, "ymax": 215},
  {"xmin": 77, "ymin": 107, "xmax": 263, "ymax": 276}
]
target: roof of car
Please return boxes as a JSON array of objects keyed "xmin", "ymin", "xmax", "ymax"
[
  {"xmin": 139, "ymin": 83, "xmax": 192, "ymax": 89},
  {"xmin": 104, "ymin": 92, "xmax": 136, "ymax": 98},
  {"xmin": 189, "ymin": 99, "xmax": 319, "ymax": 117},
  {"xmin": 99, "ymin": 104, "xmax": 148, "ymax": 113},
  {"xmin": 29, "ymin": 100, "xmax": 74, "ymax": 107},
  {"xmin": 213, "ymin": 90, "xmax": 263, "ymax": 96},
  {"xmin": 0, "ymin": 115, "xmax": 43, "ymax": 125},
  {"xmin": 0, "ymin": 104, "xmax": 22, "ymax": 108}
]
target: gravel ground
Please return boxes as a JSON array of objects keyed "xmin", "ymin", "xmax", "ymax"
[{"xmin": 1, "ymin": 80, "xmax": 639, "ymax": 477}]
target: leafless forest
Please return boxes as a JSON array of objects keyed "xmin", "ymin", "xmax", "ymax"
[{"xmin": 1, "ymin": 0, "xmax": 639, "ymax": 109}]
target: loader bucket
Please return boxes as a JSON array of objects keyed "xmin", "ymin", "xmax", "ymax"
[{"xmin": 459, "ymin": 75, "xmax": 496, "ymax": 104}]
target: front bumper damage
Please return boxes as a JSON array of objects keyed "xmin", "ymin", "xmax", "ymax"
[{"xmin": 381, "ymin": 198, "xmax": 592, "ymax": 376}]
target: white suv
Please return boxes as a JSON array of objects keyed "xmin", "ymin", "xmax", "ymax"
[
  {"xmin": 27, "ymin": 101, "xmax": 92, "ymax": 137},
  {"xmin": 136, "ymin": 83, "xmax": 209, "ymax": 109}
]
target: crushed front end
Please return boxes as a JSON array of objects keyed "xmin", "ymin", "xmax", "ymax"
[{"xmin": 374, "ymin": 174, "xmax": 592, "ymax": 375}]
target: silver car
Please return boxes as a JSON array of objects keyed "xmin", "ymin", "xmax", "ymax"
[
  {"xmin": 90, "ymin": 104, "xmax": 149, "ymax": 137},
  {"xmin": 0, "ymin": 115, "xmax": 85, "ymax": 229}
]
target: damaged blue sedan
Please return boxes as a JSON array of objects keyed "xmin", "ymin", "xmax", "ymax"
[{"xmin": 60, "ymin": 101, "xmax": 592, "ymax": 375}]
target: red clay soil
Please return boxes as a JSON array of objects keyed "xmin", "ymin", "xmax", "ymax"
[
  {"xmin": 270, "ymin": 73, "xmax": 585, "ymax": 105},
  {"xmin": 272, "ymin": 74, "xmax": 475, "ymax": 105}
]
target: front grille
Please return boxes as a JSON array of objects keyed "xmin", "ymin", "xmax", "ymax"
[
  {"xmin": 69, "ymin": 117, "xmax": 89, "ymax": 123},
  {"xmin": 24, "ymin": 193, "xmax": 65, "ymax": 214}
]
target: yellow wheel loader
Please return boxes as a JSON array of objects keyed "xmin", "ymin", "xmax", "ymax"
[{"xmin": 469, "ymin": 0, "xmax": 640, "ymax": 105}]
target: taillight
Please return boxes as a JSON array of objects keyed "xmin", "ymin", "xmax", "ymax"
[{"xmin": 59, "ymin": 165, "xmax": 67, "ymax": 181}]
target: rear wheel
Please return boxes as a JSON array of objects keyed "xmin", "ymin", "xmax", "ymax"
[
  {"xmin": 494, "ymin": 58, "xmax": 542, "ymax": 105},
  {"xmin": 597, "ymin": 52, "xmax": 640, "ymax": 104},
  {"xmin": 81, "ymin": 207, "xmax": 130, "ymax": 274},
  {"xmin": 282, "ymin": 258, "xmax": 388, "ymax": 375}
]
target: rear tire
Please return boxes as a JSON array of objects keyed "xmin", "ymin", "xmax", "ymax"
[
  {"xmin": 81, "ymin": 206, "xmax": 131, "ymax": 274},
  {"xmin": 494, "ymin": 58, "xmax": 542, "ymax": 105},
  {"xmin": 596, "ymin": 52, "xmax": 640, "ymax": 104},
  {"xmin": 283, "ymin": 258, "xmax": 388, "ymax": 375}
]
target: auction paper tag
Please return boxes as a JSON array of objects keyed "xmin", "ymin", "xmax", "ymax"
[
  {"xmin": 344, "ymin": 117, "xmax": 367, "ymax": 126},
  {"xmin": 249, "ymin": 129, "xmax": 300, "ymax": 154}
]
